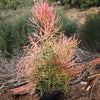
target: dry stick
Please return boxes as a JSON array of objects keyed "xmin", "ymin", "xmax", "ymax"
[
  {"xmin": 89, "ymin": 76, "xmax": 99, "ymax": 100},
  {"xmin": 0, "ymin": 80, "xmax": 28, "ymax": 91},
  {"xmin": 88, "ymin": 74, "xmax": 100, "ymax": 79},
  {"xmin": 69, "ymin": 57, "xmax": 100, "ymax": 85},
  {"xmin": 69, "ymin": 67, "xmax": 89, "ymax": 85}
]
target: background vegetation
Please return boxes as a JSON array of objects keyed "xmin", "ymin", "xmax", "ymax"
[
  {"xmin": 82, "ymin": 12, "xmax": 100, "ymax": 52},
  {"xmin": 0, "ymin": 0, "xmax": 34, "ymax": 10},
  {"xmin": 0, "ymin": 0, "xmax": 100, "ymax": 58},
  {"xmin": 0, "ymin": 11, "xmax": 33, "ymax": 57},
  {"xmin": 54, "ymin": 7, "xmax": 77, "ymax": 36},
  {"xmin": 1, "ymin": 0, "xmax": 99, "ymax": 10},
  {"xmin": 47, "ymin": 0, "xmax": 100, "ymax": 10},
  {"xmin": 0, "ymin": 6, "xmax": 77, "ymax": 57}
]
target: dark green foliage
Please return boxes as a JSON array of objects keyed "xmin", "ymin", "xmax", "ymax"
[
  {"xmin": 0, "ymin": 13, "xmax": 33, "ymax": 56},
  {"xmin": 46, "ymin": 0, "xmax": 58, "ymax": 3},
  {"xmin": 57, "ymin": 16, "xmax": 77, "ymax": 36},
  {"xmin": 82, "ymin": 12, "xmax": 100, "ymax": 52},
  {"xmin": 55, "ymin": 8, "xmax": 77, "ymax": 36},
  {"xmin": 0, "ymin": 2, "xmax": 5, "ymax": 9},
  {"xmin": 47, "ymin": 0, "xmax": 99, "ymax": 10},
  {"xmin": 0, "ymin": 0, "xmax": 34, "ymax": 10}
]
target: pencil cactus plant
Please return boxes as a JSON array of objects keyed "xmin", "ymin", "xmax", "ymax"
[{"xmin": 17, "ymin": 0, "xmax": 82, "ymax": 95}]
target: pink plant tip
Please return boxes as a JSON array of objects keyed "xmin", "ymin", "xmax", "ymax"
[{"xmin": 30, "ymin": 0, "xmax": 60, "ymax": 41}]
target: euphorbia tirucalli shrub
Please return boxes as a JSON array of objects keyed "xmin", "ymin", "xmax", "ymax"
[{"xmin": 17, "ymin": 0, "xmax": 82, "ymax": 95}]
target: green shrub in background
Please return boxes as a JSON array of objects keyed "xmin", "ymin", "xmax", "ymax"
[
  {"xmin": 57, "ymin": 16, "xmax": 77, "ymax": 36},
  {"xmin": 44, "ymin": 0, "xmax": 58, "ymax": 4},
  {"xmin": 47, "ymin": 0, "xmax": 99, "ymax": 10},
  {"xmin": 6, "ymin": 0, "xmax": 17, "ymax": 10},
  {"xmin": 0, "ymin": 0, "xmax": 99, "ymax": 10},
  {"xmin": 0, "ymin": 0, "xmax": 17, "ymax": 10},
  {"xmin": 55, "ymin": 7, "xmax": 77, "ymax": 36},
  {"xmin": 0, "ymin": 2, "xmax": 5, "ymax": 9},
  {"xmin": 0, "ymin": 13, "xmax": 33, "ymax": 57},
  {"xmin": 0, "ymin": 0, "xmax": 34, "ymax": 10},
  {"xmin": 82, "ymin": 12, "xmax": 100, "ymax": 52}
]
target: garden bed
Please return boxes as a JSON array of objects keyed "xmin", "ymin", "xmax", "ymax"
[{"xmin": 0, "ymin": 50, "xmax": 100, "ymax": 100}]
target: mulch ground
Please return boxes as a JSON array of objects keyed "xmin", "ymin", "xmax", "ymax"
[{"xmin": 0, "ymin": 61, "xmax": 100, "ymax": 100}]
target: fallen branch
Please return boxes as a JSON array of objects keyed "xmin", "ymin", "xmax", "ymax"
[
  {"xmin": 7, "ymin": 83, "xmax": 35, "ymax": 95},
  {"xmin": 90, "ymin": 58, "xmax": 100, "ymax": 66},
  {"xmin": 88, "ymin": 74, "xmax": 100, "ymax": 79},
  {"xmin": 89, "ymin": 76, "xmax": 99, "ymax": 100}
]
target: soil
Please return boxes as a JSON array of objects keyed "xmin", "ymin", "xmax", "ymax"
[
  {"xmin": 0, "ymin": 79, "xmax": 100, "ymax": 100},
  {"xmin": 65, "ymin": 7, "xmax": 99, "ymax": 25},
  {"xmin": 0, "ymin": 91, "xmax": 38, "ymax": 100}
]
